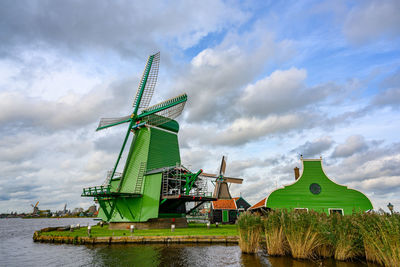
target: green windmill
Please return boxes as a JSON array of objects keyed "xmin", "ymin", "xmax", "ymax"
[{"xmin": 82, "ymin": 52, "xmax": 216, "ymax": 228}]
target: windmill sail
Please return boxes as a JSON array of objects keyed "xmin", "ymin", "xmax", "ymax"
[
  {"xmin": 223, "ymin": 177, "xmax": 243, "ymax": 184},
  {"xmin": 199, "ymin": 173, "xmax": 242, "ymax": 184},
  {"xmin": 219, "ymin": 156, "xmax": 227, "ymax": 176},
  {"xmin": 199, "ymin": 156, "xmax": 244, "ymax": 199},
  {"xmin": 132, "ymin": 52, "xmax": 160, "ymax": 110},
  {"xmin": 96, "ymin": 115, "xmax": 131, "ymax": 131},
  {"xmin": 139, "ymin": 93, "xmax": 187, "ymax": 127}
]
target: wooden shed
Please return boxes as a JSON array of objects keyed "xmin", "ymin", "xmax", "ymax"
[
  {"xmin": 209, "ymin": 199, "xmax": 237, "ymax": 224},
  {"xmin": 233, "ymin": 197, "xmax": 251, "ymax": 213}
]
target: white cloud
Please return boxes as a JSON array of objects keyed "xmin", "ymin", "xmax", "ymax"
[
  {"xmin": 344, "ymin": 0, "xmax": 400, "ymax": 44},
  {"xmin": 332, "ymin": 135, "xmax": 368, "ymax": 158},
  {"xmin": 238, "ymin": 68, "xmax": 333, "ymax": 116},
  {"xmin": 372, "ymin": 87, "xmax": 400, "ymax": 108},
  {"xmin": 0, "ymin": 0, "xmax": 249, "ymax": 56},
  {"xmin": 292, "ymin": 136, "xmax": 334, "ymax": 158},
  {"xmin": 213, "ymin": 114, "xmax": 306, "ymax": 146},
  {"xmin": 175, "ymin": 24, "xmax": 283, "ymax": 123}
]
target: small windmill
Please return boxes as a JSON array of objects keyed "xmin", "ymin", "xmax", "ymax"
[
  {"xmin": 201, "ymin": 156, "xmax": 243, "ymax": 199},
  {"xmin": 82, "ymin": 52, "xmax": 217, "ymax": 226},
  {"xmin": 31, "ymin": 201, "xmax": 39, "ymax": 215}
]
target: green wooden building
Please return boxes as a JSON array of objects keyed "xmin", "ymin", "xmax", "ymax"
[{"xmin": 251, "ymin": 158, "xmax": 373, "ymax": 215}]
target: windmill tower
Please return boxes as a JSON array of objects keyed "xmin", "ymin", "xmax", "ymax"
[
  {"xmin": 201, "ymin": 156, "xmax": 243, "ymax": 199},
  {"xmin": 31, "ymin": 201, "xmax": 39, "ymax": 215},
  {"xmin": 63, "ymin": 203, "xmax": 67, "ymax": 215},
  {"xmin": 81, "ymin": 52, "xmax": 217, "ymax": 228}
]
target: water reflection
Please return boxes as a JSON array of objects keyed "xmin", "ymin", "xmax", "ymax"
[
  {"xmin": 268, "ymin": 255, "xmax": 377, "ymax": 267},
  {"xmin": 1, "ymin": 218, "xmax": 379, "ymax": 267},
  {"xmin": 82, "ymin": 244, "xmax": 244, "ymax": 267},
  {"xmin": 80, "ymin": 244, "xmax": 377, "ymax": 267}
]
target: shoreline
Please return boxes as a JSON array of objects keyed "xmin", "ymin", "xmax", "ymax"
[
  {"xmin": 33, "ymin": 223, "xmax": 239, "ymax": 245},
  {"xmin": 33, "ymin": 232, "xmax": 239, "ymax": 244}
]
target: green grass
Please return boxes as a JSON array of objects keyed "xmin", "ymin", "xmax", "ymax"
[{"xmin": 40, "ymin": 223, "xmax": 238, "ymax": 237}]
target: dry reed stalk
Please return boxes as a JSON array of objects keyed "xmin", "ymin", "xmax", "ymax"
[
  {"xmin": 364, "ymin": 230, "xmax": 400, "ymax": 266},
  {"xmin": 238, "ymin": 227, "xmax": 261, "ymax": 254},
  {"xmin": 265, "ymin": 226, "xmax": 287, "ymax": 256},
  {"xmin": 335, "ymin": 241, "xmax": 358, "ymax": 261},
  {"xmin": 237, "ymin": 212, "xmax": 263, "ymax": 254},
  {"xmin": 316, "ymin": 244, "xmax": 333, "ymax": 258},
  {"xmin": 286, "ymin": 227, "xmax": 324, "ymax": 259},
  {"xmin": 364, "ymin": 242, "xmax": 383, "ymax": 265},
  {"xmin": 333, "ymin": 215, "xmax": 364, "ymax": 261},
  {"xmin": 358, "ymin": 213, "xmax": 400, "ymax": 267}
]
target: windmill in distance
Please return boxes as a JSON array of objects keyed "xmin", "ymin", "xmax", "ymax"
[
  {"xmin": 201, "ymin": 156, "xmax": 243, "ymax": 199},
  {"xmin": 31, "ymin": 201, "xmax": 39, "ymax": 215}
]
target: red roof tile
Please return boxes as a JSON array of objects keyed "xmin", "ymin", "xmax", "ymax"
[
  {"xmin": 212, "ymin": 199, "xmax": 237, "ymax": 210},
  {"xmin": 249, "ymin": 197, "xmax": 266, "ymax": 210}
]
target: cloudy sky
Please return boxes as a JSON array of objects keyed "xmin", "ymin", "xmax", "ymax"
[{"xmin": 1, "ymin": 0, "xmax": 399, "ymax": 213}]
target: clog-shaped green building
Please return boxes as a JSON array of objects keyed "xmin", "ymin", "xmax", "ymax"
[{"xmin": 250, "ymin": 158, "xmax": 373, "ymax": 215}]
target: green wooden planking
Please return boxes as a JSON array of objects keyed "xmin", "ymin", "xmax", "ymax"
[
  {"xmin": 109, "ymin": 179, "xmax": 119, "ymax": 192},
  {"xmin": 95, "ymin": 126, "xmax": 179, "ymax": 223},
  {"xmin": 157, "ymin": 119, "xmax": 179, "ymax": 133},
  {"xmin": 96, "ymin": 201, "xmax": 110, "ymax": 221},
  {"xmin": 137, "ymin": 173, "xmax": 162, "ymax": 221},
  {"xmin": 119, "ymin": 128, "xmax": 150, "ymax": 194},
  {"xmin": 147, "ymin": 127, "xmax": 181, "ymax": 171},
  {"xmin": 266, "ymin": 159, "xmax": 373, "ymax": 215},
  {"xmin": 96, "ymin": 173, "xmax": 162, "ymax": 222}
]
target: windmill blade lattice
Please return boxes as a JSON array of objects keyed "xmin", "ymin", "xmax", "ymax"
[
  {"xmin": 219, "ymin": 156, "xmax": 227, "ymax": 176},
  {"xmin": 132, "ymin": 52, "xmax": 160, "ymax": 110},
  {"xmin": 141, "ymin": 94, "xmax": 187, "ymax": 127},
  {"xmin": 97, "ymin": 115, "xmax": 131, "ymax": 131}
]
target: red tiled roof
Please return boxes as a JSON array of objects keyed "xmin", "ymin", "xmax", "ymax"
[
  {"xmin": 232, "ymin": 197, "xmax": 240, "ymax": 201},
  {"xmin": 249, "ymin": 197, "xmax": 266, "ymax": 210},
  {"xmin": 212, "ymin": 199, "xmax": 237, "ymax": 210}
]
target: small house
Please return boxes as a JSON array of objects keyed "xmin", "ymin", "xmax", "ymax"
[
  {"xmin": 209, "ymin": 199, "xmax": 237, "ymax": 224},
  {"xmin": 248, "ymin": 197, "xmax": 269, "ymax": 215},
  {"xmin": 233, "ymin": 196, "xmax": 251, "ymax": 214}
]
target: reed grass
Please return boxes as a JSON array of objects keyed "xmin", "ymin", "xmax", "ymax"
[
  {"xmin": 314, "ymin": 212, "xmax": 334, "ymax": 259},
  {"xmin": 281, "ymin": 211, "xmax": 326, "ymax": 259},
  {"xmin": 357, "ymin": 213, "xmax": 400, "ymax": 267},
  {"xmin": 263, "ymin": 210, "xmax": 288, "ymax": 256},
  {"xmin": 237, "ymin": 212, "xmax": 262, "ymax": 254},
  {"xmin": 246, "ymin": 209, "xmax": 399, "ymax": 266}
]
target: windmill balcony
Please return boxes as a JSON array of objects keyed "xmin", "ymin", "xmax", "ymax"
[{"xmin": 81, "ymin": 185, "xmax": 112, "ymax": 197}]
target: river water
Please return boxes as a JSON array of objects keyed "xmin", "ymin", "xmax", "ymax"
[{"xmin": 0, "ymin": 218, "xmax": 376, "ymax": 266}]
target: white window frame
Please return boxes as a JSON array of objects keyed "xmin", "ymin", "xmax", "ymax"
[
  {"xmin": 329, "ymin": 208, "xmax": 344, "ymax": 215},
  {"xmin": 294, "ymin": 208, "xmax": 308, "ymax": 212}
]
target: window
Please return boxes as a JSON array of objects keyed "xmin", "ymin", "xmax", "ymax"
[
  {"xmin": 329, "ymin": 208, "xmax": 344, "ymax": 215},
  {"xmin": 309, "ymin": 183, "xmax": 321, "ymax": 194},
  {"xmin": 294, "ymin": 208, "xmax": 308, "ymax": 213}
]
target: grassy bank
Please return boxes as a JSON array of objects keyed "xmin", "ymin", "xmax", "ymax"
[
  {"xmin": 238, "ymin": 211, "xmax": 400, "ymax": 266},
  {"xmin": 40, "ymin": 223, "xmax": 237, "ymax": 238}
]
